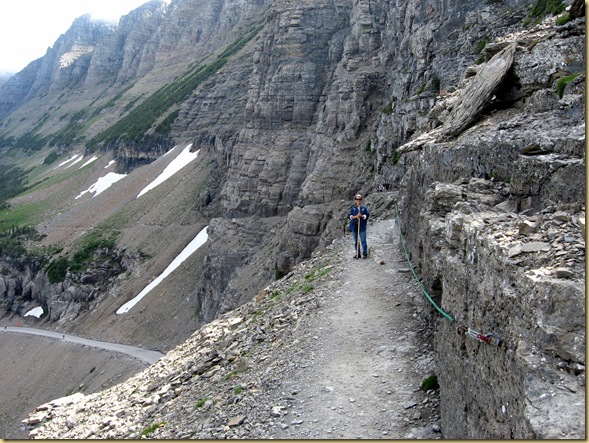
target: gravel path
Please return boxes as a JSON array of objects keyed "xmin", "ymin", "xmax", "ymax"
[{"xmin": 269, "ymin": 218, "xmax": 441, "ymax": 439}]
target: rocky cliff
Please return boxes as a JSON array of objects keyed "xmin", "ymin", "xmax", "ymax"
[{"xmin": 0, "ymin": 0, "xmax": 585, "ymax": 439}]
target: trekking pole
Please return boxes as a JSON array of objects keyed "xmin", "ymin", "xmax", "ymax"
[{"xmin": 356, "ymin": 214, "xmax": 361, "ymax": 259}]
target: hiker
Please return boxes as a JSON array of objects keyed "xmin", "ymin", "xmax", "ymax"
[{"xmin": 348, "ymin": 194, "xmax": 370, "ymax": 258}]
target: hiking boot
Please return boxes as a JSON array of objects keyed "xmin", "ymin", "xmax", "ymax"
[{"xmin": 363, "ymin": 253, "xmax": 367, "ymax": 259}]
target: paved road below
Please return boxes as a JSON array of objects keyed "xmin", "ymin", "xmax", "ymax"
[{"xmin": 1, "ymin": 326, "xmax": 164, "ymax": 364}]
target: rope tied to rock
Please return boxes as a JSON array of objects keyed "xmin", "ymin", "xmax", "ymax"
[{"xmin": 394, "ymin": 204, "xmax": 502, "ymax": 347}]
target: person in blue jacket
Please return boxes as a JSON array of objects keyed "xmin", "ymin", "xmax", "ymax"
[{"xmin": 348, "ymin": 194, "xmax": 370, "ymax": 259}]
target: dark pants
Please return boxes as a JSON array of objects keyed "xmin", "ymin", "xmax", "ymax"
[{"xmin": 353, "ymin": 229, "xmax": 367, "ymax": 256}]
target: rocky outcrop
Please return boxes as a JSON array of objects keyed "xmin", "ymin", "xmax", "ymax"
[
  {"xmin": 0, "ymin": 0, "xmax": 273, "ymax": 138},
  {"xmin": 386, "ymin": 8, "xmax": 585, "ymax": 439},
  {"xmin": 398, "ymin": 178, "xmax": 584, "ymax": 438},
  {"xmin": 0, "ymin": 243, "xmax": 130, "ymax": 325},
  {"xmin": 175, "ymin": 5, "xmax": 585, "ymax": 437},
  {"xmin": 83, "ymin": 1, "xmax": 168, "ymax": 86},
  {"xmin": 20, "ymin": 220, "xmax": 441, "ymax": 439}
]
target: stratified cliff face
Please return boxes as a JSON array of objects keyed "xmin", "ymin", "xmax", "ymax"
[
  {"xmin": 172, "ymin": 0, "xmax": 585, "ymax": 437},
  {"xmin": 84, "ymin": 2, "xmax": 168, "ymax": 85},
  {"xmin": 0, "ymin": 18, "xmax": 112, "ymax": 119},
  {"xmin": 181, "ymin": 0, "xmax": 584, "ymax": 318}
]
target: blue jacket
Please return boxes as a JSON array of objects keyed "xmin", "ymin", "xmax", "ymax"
[{"xmin": 348, "ymin": 205, "xmax": 370, "ymax": 232}]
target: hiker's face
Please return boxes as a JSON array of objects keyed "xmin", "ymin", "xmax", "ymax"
[{"xmin": 355, "ymin": 197, "xmax": 362, "ymax": 206}]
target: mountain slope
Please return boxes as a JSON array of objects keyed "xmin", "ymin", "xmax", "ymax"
[{"xmin": 22, "ymin": 211, "xmax": 446, "ymax": 439}]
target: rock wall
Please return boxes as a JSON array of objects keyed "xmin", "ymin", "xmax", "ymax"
[
  {"xmin": 386, "ymin": 7, "xmax": 585, "ymax": 439},
  {"xmin": 186, "ymin": 0, "xmax": 584, "ymax": 326},
  {"xmin": 0, "ymin": 248, "xmax": 127, "ymax": 325}
]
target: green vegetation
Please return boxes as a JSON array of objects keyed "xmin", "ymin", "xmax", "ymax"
[
  {"xmin": 140, "ymin": 421, "xmax": 167, "ymax": 437},
  {"xmin": 391, "ymin": 151, "xmax": 400, "ymax": 166},
  {"xmin": 0, "ymin": 199, "xmax": 49, "ymax": 231},
  {"xmin": 10, "ymin": 85, "xmax": 137, "ymax": 152},
  {"xmin": 154, "ymin": 109, "xmax": 180, "ymax": 136},
  {"xmin": 0, "ymin": 166, "xmax": 28, "ymax": 210},
  {"xmin": 431, "ymin": 74, "xmax": 441, "ymax": 92},
  {"xmin": 421, "ymin": 373, "xmax": 439, "ymax": 391},
  {"xmin": 304, "ymin": 262, "xmax": 333, "ymax": 283},
  {"xmin": 46, "ymin": 229, "xmax": 120, "ymax": 283},
  {"xmin": 301, "ymin": 284, "xmax": 314, "ymax": 294},
  {"xmin": 276, "ymin": 261, "xmax": 334, "ymax": 298},
  {"xmin": 0, "ymin": 24, "xmax": 260, "ymax": 154},
  {"xmin": 87, "ymin": 24, "xmax": 263, "ymax": 151},
  {"xmin": 194, "ymin": 397, "xmax": 209, "ymax": 408},
  {"xmin": 46, "ymin": 257, "xmax": 69, "ymax": 283},
  {"xmin": 365, "ymin": 139, "xmax": 372, "ymax": 152},
  {"xmin": 475, "ymin": 35, "xmax": 491, "ymax": 53},
  {"xmin": 475, "ymin": 35, "xmax": 491, "ymax": 64},
  {"xmin": 0, "ymin": 226, "xmax": 45, "ymax": 257},
  {"xmin": 47, "ymin": 122, "xmax": 84, "ymax": 147},
  {"xmin": 275, "ymin": 265, "xmax": 285, "ymax": 280},
  {"xmin": 43, "ymin": 151, "xmax": 60, "ymax": 165},
  {"xmin": 0, "ymin": 134, "xmax": 16, "ymax": 149},
  {"xmin": 13, "ymin": 132, "xmax": 50, "ymax": 152},
  {"xmin": 416, "ymin": 74, "xmax": 441, "ymax": 94},
  {"xmin": 555, "ymin": 13, "xmax": 571, "ymax": 25},
  {"xmin": 524, "ymin": 0, "xmax": 566, "ymax": 26},
  {"xmin": 0, "ymin": 152, "xmax": 94, "ymax": 231},
  {"xmin": 224, "ymin": 366, "xmax": 248, "ymax": 380},
  {"xmin": 556, "ymin": 72, "xmax": 583, "ymax": 98},
  {"xmin": 234, "ymin": 385, "xmax": 244, "ymax": 395},
  {"xmin": 382, "ymin": 97, "xmax": 397, "ymax": 115}
]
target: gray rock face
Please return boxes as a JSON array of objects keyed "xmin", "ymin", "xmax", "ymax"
[
  {"xmin": 390, "ymin": 15, "xmax": 585, "ymax": 430},
  {"xmin": 84, "ymin": 1, "xmax": 168, "ymax": 85},
  {"xmin": 0, "ymin": 248, "xmax": 127, "ymax": 324}
]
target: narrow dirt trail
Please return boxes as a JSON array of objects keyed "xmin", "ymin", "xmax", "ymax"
[{"xmin": 271, "ymin": 218, "xmax": 441, "ymax": 439}]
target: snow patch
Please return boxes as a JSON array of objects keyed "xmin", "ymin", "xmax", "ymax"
[
  {"xmin": 54, "ymin": 154, "xmax": 82, "ymax": 169},
  {"xmin": 24, "ymin": 306, "xmax": 44, "ymax": 318},
  {"xmin": 137, "ymin": 144, "xmax": 199, "ymax": 198},
  {"xmin": 75, "ymin": 172, "xmax": 127, "ymax": 199},
  {"xmin": 64, "ymin": 155, "xmax": 84, "ymax": 169},
  {"xmin": 80, "ymin": 155, "xmax": 98, "ymax": 169},
  {"xmin": 116, "ymin": 226, "xmax": 208, "ymax": 315}
]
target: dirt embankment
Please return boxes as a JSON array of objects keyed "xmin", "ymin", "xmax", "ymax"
[{"xmin": 0, "ymin": 332, "xmax": 150, "ymax": 439}]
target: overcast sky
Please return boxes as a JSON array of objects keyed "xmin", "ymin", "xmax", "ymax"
[{"xmin": 0, "ymin": 0, "xmax": 153, "ymax": 74}]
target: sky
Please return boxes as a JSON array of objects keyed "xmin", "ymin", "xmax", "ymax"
[{"xmin": 0, "ymin": 0, "xmax": 151, "ymax": 74}]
